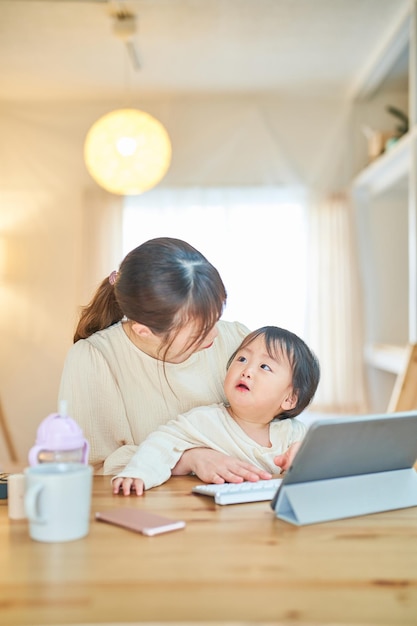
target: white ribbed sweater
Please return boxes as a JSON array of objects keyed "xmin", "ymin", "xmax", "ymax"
[{"xmin": 115, "ymin": 403, "xmax": 306, "ymax": 489}]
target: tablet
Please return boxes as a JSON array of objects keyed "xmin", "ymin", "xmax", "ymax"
[{"xmin": 271, "ymin": 410, "xmax": 417, "ymax": 524}]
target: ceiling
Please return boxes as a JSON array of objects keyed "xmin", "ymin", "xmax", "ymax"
[{"xmin": 0, "ymin": 0, "xmax": 410, "ymax": 102}]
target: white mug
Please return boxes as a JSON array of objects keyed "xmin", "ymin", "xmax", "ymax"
[{"xmin": 24, "ymin": 462, "xmax": 93, "ymax": 542}]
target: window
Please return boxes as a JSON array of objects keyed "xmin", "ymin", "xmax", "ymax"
[{"xmin": 123, "ymin": 186, "xmax": 308, "ymax": 335}]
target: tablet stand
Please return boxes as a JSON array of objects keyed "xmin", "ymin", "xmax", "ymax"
[{"xmin": 272, "ymin": 467, "xmax": 417, "ymax": 525}]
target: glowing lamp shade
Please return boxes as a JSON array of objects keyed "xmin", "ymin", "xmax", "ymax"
[{"xmin": 84, "ymin": 108, "xmax": 172, "ymax": 195}]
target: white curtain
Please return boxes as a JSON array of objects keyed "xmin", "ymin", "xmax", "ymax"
[
  {"xmin": 307, "ymin": 192, "xmax": 367, "ymax": 413},
  {"xmin": 79, "ymin": 188, "xmax": 123, "ymax": 306},
  {"xmin": 123, "ymin": 186, "xmax": 308, "ymax": 336}
]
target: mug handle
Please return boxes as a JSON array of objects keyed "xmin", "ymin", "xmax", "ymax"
[{"xmin": 24, "ymin": 483, "xmax": 47, "ymax": 524}]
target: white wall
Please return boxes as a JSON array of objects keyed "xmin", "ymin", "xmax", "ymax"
[{"xmin": 0, "ymin": 102, "xmax": 122, "ymax": 462}]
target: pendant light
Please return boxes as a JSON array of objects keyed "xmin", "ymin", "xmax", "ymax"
[{"xmin": 84, "ymin": 11, "xmax": 172, "ymax": 196}]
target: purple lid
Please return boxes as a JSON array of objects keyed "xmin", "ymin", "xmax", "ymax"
[{"xmin": 28, "ymin": 401, "xmax": 89, "ymax": 465}]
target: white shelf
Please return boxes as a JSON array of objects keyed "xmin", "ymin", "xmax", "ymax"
[
  {"xmin": 364, "ymin": 343, "xmax": 408, "ymax": 375},
  {"xmin": 353, "ymin": 2, "xmax": 417, "ymax": 394},
  {"xmin": 353, "ymin": 127, "xmax": 417, "ymax": 196}
]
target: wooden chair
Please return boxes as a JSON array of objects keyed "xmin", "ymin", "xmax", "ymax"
[
  {"xmin": 0, "ymin": 397, "xmax": 18, "ymax": 462},
  {"xmin": 388, "ymin": 344, "xmax": 417, "ymax": 412}
]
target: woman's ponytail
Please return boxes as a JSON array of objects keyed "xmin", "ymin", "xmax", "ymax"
[{"xmin": 73, "ymin": 276, "xmax": 124, "ymax": 342}]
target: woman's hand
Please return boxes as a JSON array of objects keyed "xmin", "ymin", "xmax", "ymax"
[
  {"xmin": 172, "ymin": 448, "xmax": 272, "ymax": 484},
  {"xmin": 273, "ymin": 441, "xmax": 301, "ymax": 472},
  {"xmin": 112, "ymin": 476, "xmax": 145, "ymax": 496}
]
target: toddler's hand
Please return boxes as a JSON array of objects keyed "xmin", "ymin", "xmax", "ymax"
[
  {"xmin": 273, "ymin": 441, "xmax": 301, "ymax": 472},
  {"xmin": 112, "ymin": 476, "xmax": 145, "ymax": 496}
]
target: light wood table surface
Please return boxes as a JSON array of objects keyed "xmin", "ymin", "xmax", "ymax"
[{"xmin": 1, "ymin": 474, "xmax": 417, "ymax": 626}]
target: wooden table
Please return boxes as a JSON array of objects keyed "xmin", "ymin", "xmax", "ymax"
[{"xmin": 1, "ymin": 475, "xmax": 417, "ymax": 626}]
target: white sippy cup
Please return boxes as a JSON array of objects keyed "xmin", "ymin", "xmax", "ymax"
[{"xmin": 28, "ymin": 400, "xmax": 89, "ymax": 466}]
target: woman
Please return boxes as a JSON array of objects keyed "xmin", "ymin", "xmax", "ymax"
[{"xmin": 59, "ymin": 237, "xmax": 272, "ymax": 482}]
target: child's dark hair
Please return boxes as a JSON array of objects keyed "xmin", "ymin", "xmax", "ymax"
[{"xmin": 227, "ymin": 326, "xmax": 320, "ymax": 420}]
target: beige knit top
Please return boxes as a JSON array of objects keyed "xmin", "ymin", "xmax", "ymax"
[{"xmin": 58, "ymin": 320, "xmax": 249, "ymax": 474}]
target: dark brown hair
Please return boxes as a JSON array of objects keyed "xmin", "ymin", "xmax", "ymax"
[
  {"xmin": 227, "ymin": 326, "xmax": 320, "ymax": 420},
  {"xmin": 74, "ymin": 237, "xmax": 227, "ymax": 358}
]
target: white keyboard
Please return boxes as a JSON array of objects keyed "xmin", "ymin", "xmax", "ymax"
[{"xmin": 192, "ymin": 478, "xmax": 282, "ymax": 505}]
